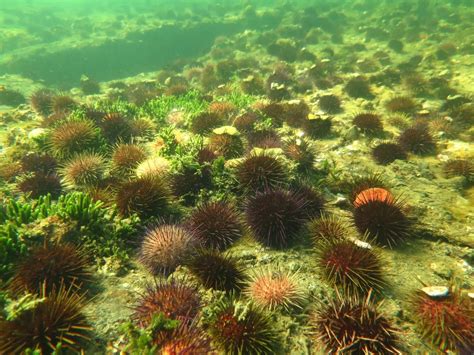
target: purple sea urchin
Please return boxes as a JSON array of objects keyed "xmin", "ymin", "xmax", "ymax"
[
  {"xmin": 0, "ymin": 283, "xmax": 91, "ymax": 354},
  {"xmin": 186, "ymin": 248, "xmax": 246, "ymax": 292},
  {"xmin": 186, "ymin": 200, "xmax": 243, "ymax": 250},
  {"xmin": 236, "ymin": 152, "xmax": 287, "ymax": 193},
  {"xmin": 245, "ymin": 188, "xmax": 307, "ymax": 249},
  {"xmin": 9, "ymin": 243, "xmax": 91, "ymax": 295},
  {"xmin": 372, "ymin": 142, "xmax": 407, "ymax": 165},
  {"xmin": 116, "ymin": 176, "xmax": 171, "ymax": 218}
]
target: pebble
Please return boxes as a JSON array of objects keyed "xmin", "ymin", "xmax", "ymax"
[{"xmin": 421, "ymin": 286, "xmax": 450, "ymax": 298}]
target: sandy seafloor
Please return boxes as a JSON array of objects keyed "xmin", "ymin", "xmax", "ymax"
[{"xmin": 0, "ymin": 1, "xmax": 473, "ymax": 353}]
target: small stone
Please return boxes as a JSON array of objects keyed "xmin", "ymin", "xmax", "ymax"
[
  {"xmin": 353, "ymin": 239, "xmax": 372, "ymax": 249},
  {"xmin": 421, "ymin": 286, "xmax": 449, "ymax": 298}
]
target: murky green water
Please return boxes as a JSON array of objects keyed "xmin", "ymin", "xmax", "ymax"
[{"xmin": 0, "ymin": 1, "xmax": 473, "ymax": 354}]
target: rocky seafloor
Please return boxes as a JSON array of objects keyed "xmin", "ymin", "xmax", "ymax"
[{"xmin": 0, "ymin": 1, "xmax": 473, "ymax": 354}]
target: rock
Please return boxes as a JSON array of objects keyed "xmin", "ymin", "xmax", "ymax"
[{"xmin": 421, "ymin": 286, "xmax": 449, "ymax": 298}]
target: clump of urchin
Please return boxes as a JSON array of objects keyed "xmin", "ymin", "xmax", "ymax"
[
  {"xmin": 132, "ymin": 279, "xmax": 201, "ymax": 328},
  {"xmin": 49, "ymin": 119, "xmax": 99, "ymax": 157},
  {"xmin": 9, "ymin": 243, "xmax": 92, "ymax": 295},
  {"xmin": 245, "ymin": 267, "xmax": 306, "ymax": 311},
  {"xmin": 0, "ymin": 284, "xmax": 91, "ymax": 354},
  {"xmin": 186, "ymin": 248, "xmax": 246, "ymax": 292},
  {"xmin": 60, "ymin": 152, "xmax": 106, "ymax": 188},
  {"xmin": 204, "ymin": 296, "xmax": 280, "ymax": 355},
  {"xmin": 312, "ymin": 290, "xmax": 401, "ymax": 354},
  {"xmin": 115, "ymin": 176, "xmax": 171, "ymax": 218},
  {"xmin": 139, "ymin": 224, "xmax": 197, "ymax": 275},
  {"xmin": 236, "ymin": 152, "xmax": 288, "ymax": 193},
  {"xmin": 185, "ymin": 200, "xmax": 243, "ymax": 250},
  {"xmin": 315, "ymin": 238, "xmax": 387, "ymax": 296},
  {"xmin": 245, "ymin": 188, "xmax": 308, "ymax": 249}
]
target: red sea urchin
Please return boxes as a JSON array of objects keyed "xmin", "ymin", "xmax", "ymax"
[
  {"xmin": 352, "ymin": 188, "xmax": 410, "ymax": 247},
  {"xmin": 139, "ymin": 224, "xmax": 197, "ymax": 275},
  {"xmin": 18, "ymin": 173, "xmax": 62, "ymax": 199},
  {"xmin": 313, "ymin": 290, "xmax": 401, "ymax": 354},
  {"xmin": 155, "ymin": 318, "xmax": 212, "ymax": 354},
  {"xmin": 0, "ymin": 284, "xmax": 91, "ymax": 354},
  {"xmin": 132, "ymin": 279, "xmax": 201, "ymax": 328},
  {"xmin": 245, "ymin": 188, "xmax": 307, "ymax": 249},
  {"xmin": 205, "ymin": 297, "xmax": 279, "ymax": 355},
  {"xmin": 410, "ymin": 288, "xmax": 473, "ymax": 353},
  {"xmin": 186, "ymin": 200, "xmax": 243, "ymax": 250}
]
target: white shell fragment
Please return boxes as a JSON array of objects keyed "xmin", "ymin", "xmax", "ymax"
[
  {"xmin": 353, "ymin": 239, "xmax": 372, "ymax": 249},
  {"xmin": 421, "ymin": 286, "xmax": 449, "ymax": 298}
]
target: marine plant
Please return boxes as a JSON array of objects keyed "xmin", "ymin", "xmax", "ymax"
[
  {"xmin": 185, "ymin": 200, "xmax": 243, "ymax": 250},
  {"xmin": 138, "ymin": 224, "xmax": 197, "ymax": 275},
  {"xmin": 312, "ymin": 290, "xmax": 401, "ymax": 354},
  {"xmin": 186, "ymin": 248, "xmax": 246, "ymax": 292}
]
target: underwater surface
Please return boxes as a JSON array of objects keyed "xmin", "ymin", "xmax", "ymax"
[{"xmin": 0, "ymin": 0, "xmax": 473, "ymax": 353}]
